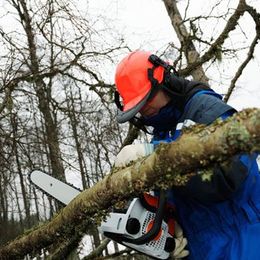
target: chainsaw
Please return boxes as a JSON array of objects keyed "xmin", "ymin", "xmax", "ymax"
[{"xmin": 29, "ymin": 169, "xmax": 176, "ymax": 259}]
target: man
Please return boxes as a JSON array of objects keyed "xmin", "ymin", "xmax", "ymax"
[{"xmin": 113, "ymin": 50, "xmax": 260, "ymax": 259}]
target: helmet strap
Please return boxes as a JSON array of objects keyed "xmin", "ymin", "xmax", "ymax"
[
  {"xmin": 147, "ymin": 67, "xmax": 163, "ymax": 98},
  {"xmin": 148, "ymin": 55, "xmax": 185, "ymax": 99},
  {"xmin": 130, "ymin": 117, "xmax": 153, "ymax": 135},
  {"xmin": 114, "ymin": 90, "xmax": 124, "ymax": 111}
]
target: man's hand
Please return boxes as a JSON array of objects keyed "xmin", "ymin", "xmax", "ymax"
[
  {"xmin": 173, "ymin": 222, "xmax": 189, "ymax": 259},
  {"xmin": 114, "ymin": 144, "xmax": 154, "ymax": 167}
]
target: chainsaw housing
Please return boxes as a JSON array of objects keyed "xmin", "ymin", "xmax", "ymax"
[{"xmin": 99, "ymin": 195, "xmax": 175, "ymax": 259}]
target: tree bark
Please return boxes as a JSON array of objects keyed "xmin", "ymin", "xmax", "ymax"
[
  {"xmin": 162, "ymin": 0, "xmax": 209, "ymax": 83},
  {"xmin": 0, "ymin": 108, "xmax": 259, "ymax": 259},
  {"xmin": 12, "ymin": 0, "xmax": 65, "ymax": 182},
  {"xmin": 11, "ymin": 113, "xmax": 31, "ymax": 227},
  {"xmin": 66, "ymin": 86, "xmax": 89, "ymax": 189},
  {"xmin": 83, "ymin": 238, "xmax": 110, "ymax": 260}
]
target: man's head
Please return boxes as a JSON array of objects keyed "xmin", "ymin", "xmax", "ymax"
[{"xmin": 114, "ymin": 50, "xmax": 174, "ymax": 123}]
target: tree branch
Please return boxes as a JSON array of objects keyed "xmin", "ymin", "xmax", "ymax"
[
  {"xmin": 83, "ymin": 238, "xmax": 110, "ymax": 260},
  {"xmin": 224, "ymin": 34, "xmax": 259, "ymax": 102},
  {"xmin": 224, "ymin": 2, "xmax": 260, "ymax": 102},
  {"xmin": 179, "ymin": 0, "xmax": 247, "ymax": 76},
  {"xmin": 162, "ymin": 0, "xmax": 209, "ymax": 83},
  {"xmin": 0, "ymin": 108, "xmax": 260, "ymax": 259}
]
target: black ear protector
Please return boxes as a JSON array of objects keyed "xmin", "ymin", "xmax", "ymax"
[
  {"xmin": 147, "ymin": 54, "xmax": 182, "ymax": 99},
  {"xmin": 148, "ymin": 54, "xmax": 179, "ymax": 76}
]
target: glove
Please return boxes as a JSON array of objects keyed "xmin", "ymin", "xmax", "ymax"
[
  {"xmin": 114, "ymin": 143, "xmax": 154, "ymax": 167},
  {"xmin": 173, "ymin": 221, "xmax": 189, "ymax": 259}
]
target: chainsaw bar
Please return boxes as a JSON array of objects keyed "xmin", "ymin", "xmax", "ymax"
[{"xmin": 29, "ymin": 169, "xmax": 81, "ymax": 205}]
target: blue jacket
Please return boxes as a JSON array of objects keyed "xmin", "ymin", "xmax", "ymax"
[{"xmin": 151, "ymin": 92, "xmax": 260, "ymax": 260}]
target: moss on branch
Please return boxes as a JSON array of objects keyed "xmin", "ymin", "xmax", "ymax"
[{"xmin": 0, "ymin": 108, "xmax": 259, "ymax": 259}]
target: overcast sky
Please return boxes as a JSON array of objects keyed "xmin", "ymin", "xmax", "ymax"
[
  {"xmin": 87, "ymin": 0, "xmax": 260, "ymax": 110},
  {"xmin": 0, "ymin": 0, "xmax": 259, "ymax": 109}
]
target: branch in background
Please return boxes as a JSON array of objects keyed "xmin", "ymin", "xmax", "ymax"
[
  {"xmin": 245, "ymin": 4, "xmax": 260, "ymax": 32},
  {"xmin": 0, "ymin": 108, "xmax": 260, "ymax": 259},
  {"xmin": 45, "ymin": 231, "xmax": 83, "ymax": 260},
  {"xmin": 224, "ymin": 2, "xmax": 260, "ymax": 102},
  {"xmin": 162, "ymin": 0, "xmax": 209, "ymax": 83},
  {"xmin": 120, "ymin": 124, "xmax": 140, "ymax": 150},
  {"xmin": 224, "ymin": 34, "xmax": 259, "ymax": 102},
  {"xmin": 96, "ymin": 248, "xmax": 134, "ymax": 260},
  {"xmin": 83, "ymin": 238, "xmax": 110, "ymax": 260},
  {"xmin": 179, "ymin": 0, "xmax": 247, "ymax": 76}
]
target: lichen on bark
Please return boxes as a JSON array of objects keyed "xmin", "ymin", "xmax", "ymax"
[{"xmin": 0, "ymin": 108, "xmax": 260, "ymax": 259}]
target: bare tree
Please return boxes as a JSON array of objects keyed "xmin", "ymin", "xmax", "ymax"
[
  {"xmin": 162, "ymin": 0, "xmax": 260, "ymax": 102},
  {"xmin": 0, "ymin": 0, "xmax": 127, "ymax": 256},
  {"xmin": 0, "ymin": 107, "xmax": 259, "ymax": 259},
  {"xmin": 0, "ymin": 0, "xmax": 259, "ymax": 258}
]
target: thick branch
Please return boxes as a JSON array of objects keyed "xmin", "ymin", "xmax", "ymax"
[{"xmin": 0, "ymin": 108, "xmax": 260, "ymax": 259}]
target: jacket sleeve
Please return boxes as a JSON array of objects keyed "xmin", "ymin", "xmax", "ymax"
[
  {"xmin": 172, "ymin": 94, "xmax": 258, "ymax": 204},
  {"xmin": 174, "ymin": 153, "xmax": 257, "ymax": 204}
]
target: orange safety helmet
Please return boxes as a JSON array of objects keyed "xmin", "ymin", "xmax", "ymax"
[{"xmin": 114, "ymin": 50, "xmax": 174, "ymax": 123}]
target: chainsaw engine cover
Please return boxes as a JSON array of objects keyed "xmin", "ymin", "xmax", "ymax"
[{"xmin": 98, "ymin": 196, "xmax": 175, "ymax": 259}]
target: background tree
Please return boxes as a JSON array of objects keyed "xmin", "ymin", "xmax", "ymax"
[
  {"xmin": 0, "ymin": 0, "xmax": 127, "ymax": 256},
  {"xmin": 0, "ymin": 0, "xmax": 259, "ymax": 259}
]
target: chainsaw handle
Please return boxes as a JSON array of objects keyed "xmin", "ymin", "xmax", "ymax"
[{"xmin": 104, "ymin": 191, "xmax": 166, "ymax": 245}]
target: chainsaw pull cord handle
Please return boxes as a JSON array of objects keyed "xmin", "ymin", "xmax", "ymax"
[{"xmin": 104, "ymin": 190, "xmax": 166, "ymax": 245}]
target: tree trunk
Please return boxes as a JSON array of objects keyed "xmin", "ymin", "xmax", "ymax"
[
  {"xmin": 66, "ymin": 86, "xmax": 89, "ymax": 189},
  {"xmin": 0, "ymin": 108, "xmax": 259, "ymax": 259},
  {"xmin": 13, "ymin": 0, "xmax": 65, "ymax": 182},
  {"xmin": 0, "ymin": 177, "xmax": 5, "ymax": 222},
  {"xmin": 11, "ymin": 113, "xmax": 31, "ymax": 227},
  {"xmin": 162, "ymin": 0, "xmax": 209, "ymax": 83},
  {"xmin": 32, "ymin": 187, "xmax": 40, "ymax": 221},
  {"xmin": 13, "ymin": 181, "xmax": 23, "ymax": 228},
  {"xmin": 0, "ymin": 176, "xmax": 7, "ymax": 223},
  {"xmin": 89, "ymin": 225, "xmax": 101, "ymax": 249}
]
